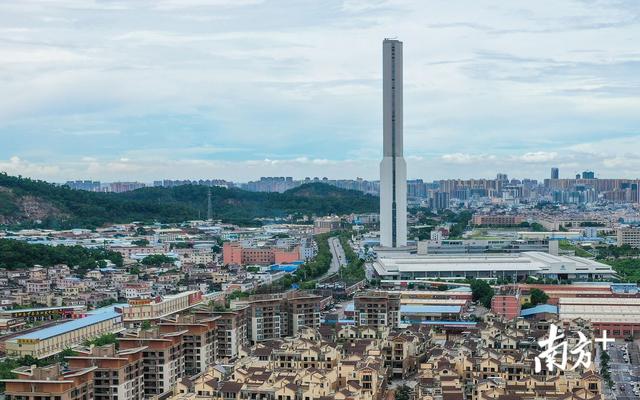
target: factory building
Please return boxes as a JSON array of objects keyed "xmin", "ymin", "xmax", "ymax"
[
  {"xmin": 5, "ymin": 310, "xmax": 124, "ymax": 359},
  {"xmin": 559, "ymin": 297, "xmax": 640, "ymax": 339},
  {"xmin": 372, "ymin": 252, "xmax": 615, "ymax": 281}
]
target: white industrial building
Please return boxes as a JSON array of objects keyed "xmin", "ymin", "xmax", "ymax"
[{"xmin": 372, "ymin": 251, "xmax": 615, "ymax": 281}]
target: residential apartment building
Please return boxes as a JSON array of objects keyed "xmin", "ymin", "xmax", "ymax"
[
  {"xmin": 491, "ymin": 287, "xmax": 522, "ymax": 320},
  {"xmin": 26, "ymin": 279, "xmax": 50, "ymax": 294},
  {"xmin": 169, "ymin": 326, "xmax": 388, "ymax": 400},
  {"xmin": 108, "ymin": 243, "xmax": 171, "ymax": 259},
  {"xmin": 119, "ymin": 328, "xmax": 186, "ymax": 397},
  {"xmin": 313, "ymin": 216, "xmax": 342, "ymax": 234},
  {"xmin": 158, "ymin": 314, "xmax": 219, "ymax": 376},
  {"xmin": 286, "ymin": 292, "xmax": 322, "ymax": 336},
  {"xmin": 117, "ymin": 291, "xmax": 204, "ymax": 324},
  {"xmin": 231, "ymin": 291, "xmax": 323, "ymax": 344},
  {"xmin": 383, "ymin": 328, "xmax": 429, "ymax": 379},
  {"xmin": 2, "ymin": 364, "xmax": 96, "ymax": 400},
  {"xmin": 198, "ymin": 306, "xmax": 249, "ymax": 362},
  {"xmin": 353, "ymin": 291, "xmax": 401, "ymax": 331},
  {"xmin": 617, "ymin": 226, "xmax": 640, "ymax": 248},
  {"xmin": 67, "ymin": 344, "xmax": 145, "ymax": 400},
  {"xmin": 416, "ymin": 314, "xmax": 603, "ymax": 400}
]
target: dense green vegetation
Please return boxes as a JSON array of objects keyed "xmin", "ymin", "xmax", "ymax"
[
  {"xmin": 580, "ymin": 221, "xmax": 605, "ymax": 227},
  {"xmin": 409, "ymin": 226, "xmax": 433, "ymax": 241},
  {"xmin": 0, "ymin": 239, "xmax": 123, "ymax": 271},
  {"xmin": 446, "ymin": 210, "xmax": 473, "ymax": 238},
  {"xmin": 337, "ymin": 232, "xmax": 366, "ymax": 285},
  {"xmin": 600, "ymin": 351, "xmax": 614, "ymax": 389},
  {"xmin": 603, "ymin": 258, "xmax": 640, "ymax": 282},
  {"xmin": 470, "ymin": 279, "xmax": 494, "ymax": 308},
  {"xmin": 522, "ymin": 288, "xmax": 549, "ymax": 309},
  {"xmin": 141, "ymin": 254, "xmax": 176, "ymax": 266},
  {"xmin": 132, "ymin": 239, "xmax": 149, "ymax": 247},
  {"xmin": 596, "ymin": 244, "xmax": 640, "ymax": 259},
  {"xmin": 590, "ymin": 244, "xmax": 640, "ymax": 282},
  {"xmin": 84, "ymin": 333, "xmax": 118, "ymax": 347},
  {"xmin": 559, "ymin": 240, "xmax": 593, "ymax": 257},
  {"xmin": 0, "ymin": 173, "xmax": 378, "ymax": 228},
  {"xmin": 254, "ymin": 232, "xmax": 335, "ymax": 294},
  {"xmin": 518, "ymin": 221, "xmax": 546, "ymax": 232},
  {"xmin": 395, "ymin": 385, "xmax": 412, "ymax": 400}
]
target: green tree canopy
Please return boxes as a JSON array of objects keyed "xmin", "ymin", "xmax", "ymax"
[
  {"xmin": 0, "ymin": 239, "xmax": 123, "ymax": 271},
  {"xmin": 470, "ymin": 279, "xmax": 494, "ymax": 308},
  {"xmin": 132, "ymin": 239, "xmax": 149, "ymax": 247},
  {"xmin": 141, "ymin": 254, "xmax": 176, "ymax": 266},
  {"xmin": 530, "ymin": 288, "xmax": 549, "ymax": 306}
]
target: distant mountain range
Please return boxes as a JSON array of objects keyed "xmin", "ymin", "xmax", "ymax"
[{"xmin": 0, "ymin": 173, "xmax": 379, "ymax": 229}]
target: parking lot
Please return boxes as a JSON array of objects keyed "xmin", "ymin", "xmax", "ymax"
[{"xmin": 609, "ymin": 342, "xmax": 640, "ymax": 400}]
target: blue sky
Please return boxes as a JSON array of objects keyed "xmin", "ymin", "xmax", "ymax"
[{"xmin": 0, "ymin": 0, "xmax": 639, "ymax": 182}]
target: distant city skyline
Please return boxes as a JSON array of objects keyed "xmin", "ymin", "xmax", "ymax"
[
  {"xmin": 1, "ymin": 1, "xmax": 639, "ymax": 181},
  {"xmin": 33, "ymin": 167, "xmax": 640, "ymax": 185}
]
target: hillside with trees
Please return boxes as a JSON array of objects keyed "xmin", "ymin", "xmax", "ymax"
[
  {"xmin": 0, "ymin": 239, "xmax": 123, "ymax": 271},
  {"xmin": 0, "ymin": 173, "xmax": 378, "ymax": 229}
]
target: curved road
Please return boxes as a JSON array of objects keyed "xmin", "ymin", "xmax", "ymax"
[{"xmin": 320, "ymin": 237, "xmax": 347, "ymax": 281}]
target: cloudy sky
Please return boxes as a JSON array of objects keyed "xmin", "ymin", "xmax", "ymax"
[{"xmin": 1, "ymin": 0, "xmax": 639, "ymax": 182}]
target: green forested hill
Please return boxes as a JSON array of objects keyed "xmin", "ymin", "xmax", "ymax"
[
  {"xmin": 0, "ymin": 239, "xmax": 124, "ymax": 270},
  {"xmin": 0, "ymin": 173, "xmax": 378, "ymax": 228}
]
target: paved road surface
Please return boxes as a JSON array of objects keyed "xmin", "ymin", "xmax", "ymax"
[
  {"xmin": 319, "ymin": 237, "xmax": 347, "ymax": 281},
  {"xmin": 608, "ymin": 342, "xmax": 640, "ymax": 399}
]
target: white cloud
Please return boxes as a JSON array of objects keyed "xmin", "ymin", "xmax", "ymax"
[
  {"xmin": 441, "ymin": 153, "xmax": 497, "ymax": 164},
  {"xmin": 0, "ymin": 0, "xmax": 638, "ymax": 181},
  {"xmin": 512, "ymin": 152, "xmax": 559, "ymax": 163}
]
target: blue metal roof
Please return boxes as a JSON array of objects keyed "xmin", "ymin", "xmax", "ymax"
[
  {"xmin": 87, "ymin": 304, "xmax": 128, "ymax": 314},
  {"xmin": 447, "ymin": 286, "xmax": 471, "ymax": 292},
  {"xmin": 15, "ymin": 310, "xmax": 121, "ymax": 341},
  {"xmin": 400, "ymin": 305, "xmax": 462, "ymax": 314},
  {"xmin": 520, "ymin": 304, "xmax": 558, "ymax": 317}
]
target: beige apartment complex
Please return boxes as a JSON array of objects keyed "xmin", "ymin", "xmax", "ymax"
[
  {"xmin": 353, "ymin": 291, "xmax": 401, "ymax": 330},
  {"xmin": 231, "ymin": 292, "xmax": 323, "ymax": 344},
  {"xmin": 2, "ymin": 364, "xmax": 96, "ymax": 400},
  {"xmin": 117, "ymin": 291, "xmax": 205, "ymax": 324},
  {"xmin": 203, "ymin": 306, "xmax": 249, "ymax": 362},
  {"xmin": 67, "ymin": 344, "xmax": 146, "ymax": 400},
  {"xmin": 158, "ymin": 314, "xmax": 219, "ymax": 376},
  {"xmin": 170, "ymin": 326, "xmax": 388, "ymax": 400},
  {"xmin": 119, "ymin": 327, "xmax": 187, "ymax": 398}
]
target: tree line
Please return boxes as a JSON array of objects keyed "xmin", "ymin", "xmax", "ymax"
[{"xmin": 0, "ymin": 173, "xmax": 378, "ymax": 229}]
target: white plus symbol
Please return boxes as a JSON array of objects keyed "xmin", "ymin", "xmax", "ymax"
[{"xmin": 595, "ymin": 330, "xmax": 615, "ymax": 351}]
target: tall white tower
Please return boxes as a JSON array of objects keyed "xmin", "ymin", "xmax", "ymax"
[{"xmin": 379, "ymin": 39, "xmax": 407, "ymax": 248}]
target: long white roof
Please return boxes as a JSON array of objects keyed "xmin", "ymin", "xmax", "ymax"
[
  {"xmin": 559, "ymin": 298, "xmax": 640, "ymax": 323},
  {"xmin": 373, "ymin": 251, "xmax": 614, "ymax": 275}
]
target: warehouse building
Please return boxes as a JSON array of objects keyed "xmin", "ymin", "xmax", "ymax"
[
  {"xmin": 372, "ymin": 252, "xmax": 614, "ymax": 281},
  {"xmin": 5, "ymin": 309, "xmax": 124, "ymax": 359},
  {"xmin": 559, "ymin": 297, "xmax": 640, "ymax": 339}
]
